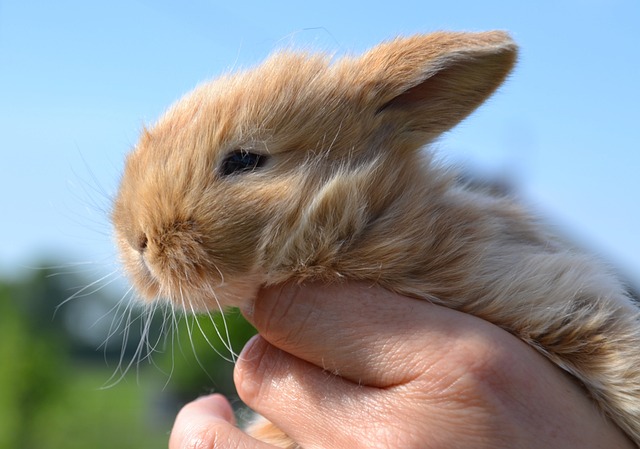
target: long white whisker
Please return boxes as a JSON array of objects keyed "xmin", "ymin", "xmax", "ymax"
[
  {"xmin": 179, "ymin": 286, "xmax": 222, "ymax": 379},
  {"xmin": 54, "ymin": 269, "xmax": 120, "ymax": 317},
  {"xmin": 204, "ymin": 284, "xmax": 238, "ymax": 362},
  {"xmin": 102, "ymin": 298, "xmax": 139, "ymax": 387},
  {"xmin": 99, "ymin": 285, "xmax": 135, "ymax": 356},
  {"xmin": 160, "ymin": 303, "xmax": 180, "ymax": 390},
  {"xmin": 192, "ymin": 304, "xmax": 236, "ymax": 364}
]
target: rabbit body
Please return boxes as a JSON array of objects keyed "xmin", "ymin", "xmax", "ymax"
[{"xmin": 112, "ymin": 32, "xmax": 640, "ymax": 446}]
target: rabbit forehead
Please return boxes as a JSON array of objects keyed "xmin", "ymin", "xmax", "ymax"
[{"xmin": 149, "ymin": 51, "xmax": 369, "ymax": 154}]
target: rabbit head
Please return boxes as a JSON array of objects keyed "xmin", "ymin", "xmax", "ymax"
[{"xmin": 112, "ymin": 31, "xmax": 517, "ymax": 311}]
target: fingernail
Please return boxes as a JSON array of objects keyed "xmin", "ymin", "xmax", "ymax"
[
  {"xmin": 235, "ymin": 335, "xmax": 264, "ymax": 400},
  {"xmin": 199, "ymin": 394, "xmax": 235, "ymax": 423},
  {"xmin": 239, "ymin": 334, "xmax": 262, "ymax": 360}
]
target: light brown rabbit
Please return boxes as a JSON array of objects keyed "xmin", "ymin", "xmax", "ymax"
[{"xmin": 112, "ymin": 31, "xmax": 640, "ymax": 447}]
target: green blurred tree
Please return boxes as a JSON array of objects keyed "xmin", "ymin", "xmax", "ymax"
[
  {"xmin": 0, "ymin": 267, "xmax": 170, "ymax": 449},
  {"xmin": 0, "ymin": 283, "xmax": 67, "ymax": 449},
  {"xmin": 156, "ymin": 310, "xmax": 257, "ymax": 404},
  {"xmin": 0, "ymin": 262, "xmax": 259, "ymax": 448}
]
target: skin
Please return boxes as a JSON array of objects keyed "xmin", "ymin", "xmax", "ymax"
[{"xmin": 169, "ymin": 283, "xmax": 634, "ymax": 449}]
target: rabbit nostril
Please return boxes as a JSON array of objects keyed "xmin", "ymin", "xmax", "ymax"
[{"xmin": 135, "ymin": 234, "xmax": 148, "ymax": 253}]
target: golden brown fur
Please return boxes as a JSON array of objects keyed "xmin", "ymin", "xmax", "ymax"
[{"xmin": 112, "ymin": 31, "xmax": 640, "ymax": 446}]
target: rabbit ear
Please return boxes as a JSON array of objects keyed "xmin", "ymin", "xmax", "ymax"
[{"xmin": 353, "ymin": 31, "xmax": 517, "ymax": 141}]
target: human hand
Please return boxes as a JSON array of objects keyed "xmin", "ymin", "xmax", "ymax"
[{"xmin": 169, "ymin": 282, "xmax": 633, "ymax": 448}]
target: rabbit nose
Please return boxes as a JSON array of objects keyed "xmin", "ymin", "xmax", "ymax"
[{"xmin": 135, "ymin": 233, "xmax": 148, "ymax": 254}]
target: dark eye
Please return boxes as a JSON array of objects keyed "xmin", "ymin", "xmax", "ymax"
[{"xmin": 219, "ymin": 150, "xmax": 267, "ymax": 177}]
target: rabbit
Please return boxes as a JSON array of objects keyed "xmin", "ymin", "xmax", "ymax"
[{"xmin": 112, "ymin": 31, "xmax": 640, "ymax": 447}]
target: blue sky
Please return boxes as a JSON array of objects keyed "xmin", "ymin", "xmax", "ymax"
[{"xmin": 1, "ymin": 0, "xmax": 638, "ymax": 285}]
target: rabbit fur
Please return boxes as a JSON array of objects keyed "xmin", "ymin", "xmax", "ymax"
[{"xmin": 112, "ymin": 31, "xmax": 640, "ymax": 447}]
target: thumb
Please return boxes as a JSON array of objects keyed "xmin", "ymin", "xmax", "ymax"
[{"xmin": 169, "ymin": 394, "xmax": 274, "ymax": 449}]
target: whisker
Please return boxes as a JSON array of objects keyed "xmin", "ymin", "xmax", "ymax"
[
  {"xmin": 54, "ymin": 269, "xmax": 120, "ymax": 318},
  {"xmin": 102, "ymin": 299, "xmax": 139, "ymax": 388},
  {"xmin": 99, "ymin": 285, "xmax": 135, "ymax": 358},
  {"xmin": 205, "ymin": 284, "xmax": 238, "ymax": 362},
  {"xmin": 193, "ymin": 305, "xmax": 236, "ymax": 364},
  {"xmin": 179, "ymin": 285, "xmax": 220, "ymax": 380},
  {"xmin": 160, "ymin": 304, "xmax": 181, "ymax": 390}
]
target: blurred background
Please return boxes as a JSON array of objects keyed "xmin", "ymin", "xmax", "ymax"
[{"xmin": 1, "ymin": 1, "xmax": 638, "ymax": 448}]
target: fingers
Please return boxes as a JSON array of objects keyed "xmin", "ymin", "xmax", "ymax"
[
  {"xmin": 243, "ymin": 282, "xmax": 500, "ymax": 387},
  {"xmin": 234, "ymin": 335, "xmax": 388, "ymax": 448},
  {"xmin": 235, "ymin": 303, "xmax": 635, "ymax": 449},
  {"xmin": 234, "ymin": 283, "xmax": 639, "ymax": 449},
  {"xmin": 169, "ymin": 394, "xmax": 275, "ymax": 449}
]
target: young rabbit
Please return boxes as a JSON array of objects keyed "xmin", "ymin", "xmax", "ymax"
[{"xmin": 112, "ymin": 31, "xmax": 640, "ymax": 446}]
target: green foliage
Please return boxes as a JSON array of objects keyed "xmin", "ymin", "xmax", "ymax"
[
  {"xmin": 0, "ymin": 263, "xmax": 258, "ymax": 449},
  {"xmin": 28, "ymin": 368, "xmax": 169, "ymax": 449},
  {"xmin": 156, "ymin": 310, "xmax": 257, "ymax": 402},
  {"xmin": 0, "ymin": 284, "xmax": 68, "ymax": 449}
]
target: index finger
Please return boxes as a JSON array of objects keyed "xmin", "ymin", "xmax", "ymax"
[{"xmin": 243, "ymin": 282, "xmax": 505, "ymax": 387}]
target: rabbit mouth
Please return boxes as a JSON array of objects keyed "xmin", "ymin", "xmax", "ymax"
[
  {"xmin": 125, "ymin": 242, "xmax": 263, "ymax": 312},
  {"xmin": 115, "ymin": 217, "xmax": 264, "ymax": 311},
  {"xmin": 151, "ymin": 268, "xmax": 263, "ymax": 313}
]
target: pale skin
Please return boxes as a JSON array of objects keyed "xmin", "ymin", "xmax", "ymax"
[{"xmin": 169, "ymin": 283, "xmax": 634, "ymax": 449}]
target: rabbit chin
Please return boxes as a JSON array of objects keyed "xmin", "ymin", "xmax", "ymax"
[
  {"xmin": 167, "ymin": 278, "xmax": 262, "ymax": 313},
  {"xmin": 125, "ymin": 255, "xmax": 264, "ymax": 312}
]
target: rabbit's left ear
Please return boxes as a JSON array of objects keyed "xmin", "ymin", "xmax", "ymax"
[{"xmin": 350, "ymin": 31, "xmax": 517, "ymax": 142}]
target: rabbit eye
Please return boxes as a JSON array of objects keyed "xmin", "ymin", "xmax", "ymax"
[{"xmin": 219, "ymin": 150, "xmax": 267, "ymax": 177}]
